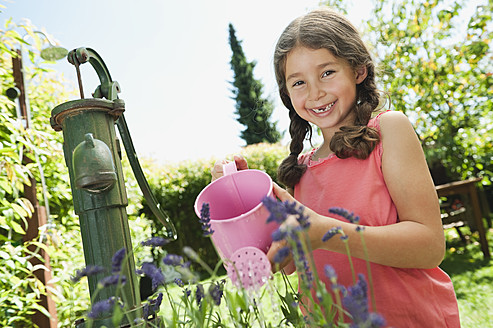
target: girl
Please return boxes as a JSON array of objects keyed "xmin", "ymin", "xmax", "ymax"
[{"xmin": 212, "ymin": 8, "xmax": 460, "ymax": 327}]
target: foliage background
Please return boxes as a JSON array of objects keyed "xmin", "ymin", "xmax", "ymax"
[
  {"xmin": 0, "ymin": 21, "xmax": 86, "ymax": 326},
  {"xmin": 367, "ymin": 0, "xmax": 492, "ymax": 184}
]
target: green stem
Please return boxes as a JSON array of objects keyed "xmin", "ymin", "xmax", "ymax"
[
  {"xmin": 342, "ymin": 234, "xmax": 356, "ymax": 285},
  {"xmin": 334, "ymin": 288, "xmax": 344, "ymax": 325},
  {"xmin": 184, "ymin": 246, "xmax": 215, "ymax": 277},
  {"xmin": 164, "ymin": 285, "xmax": 177, "ymax": 318},
  {"xmin": 359, "ymin": 230, "xmax": 377, "ymax": 313}
]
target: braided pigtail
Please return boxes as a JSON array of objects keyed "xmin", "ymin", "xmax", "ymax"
[
  {"xmin": 330, "ymin": 65, "xmax": 381, "ymax": 159},
  {"xmin": 276, "ymin": 90, "xmax": 311, "ymax": 189}
]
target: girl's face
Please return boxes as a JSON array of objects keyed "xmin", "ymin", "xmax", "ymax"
[{"xmin": 285, "ymin": 46, "xmax": 367, "ymax": 134}]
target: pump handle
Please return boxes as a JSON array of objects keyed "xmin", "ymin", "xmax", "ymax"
[{"xmin": 67, "ymin": 47, "xmax": 121, "ymax": 101}]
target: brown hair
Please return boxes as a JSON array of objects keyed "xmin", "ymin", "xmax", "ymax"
[{"xmin": 275, "ymin": 8, "xmax": 382, "ymax": 189}]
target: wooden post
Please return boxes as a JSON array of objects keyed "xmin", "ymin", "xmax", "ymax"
[{"xmin": 13, "ymin": 48, "xmax": 58, "ymax": 328}]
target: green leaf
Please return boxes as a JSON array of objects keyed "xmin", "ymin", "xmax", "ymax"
[
  {"xmin": 28, "ymin": 241, "xmax": 49, "ymax": 253},
  {"xmin": 112, "ymin": 304, "xmax": 124, "ymax": 326},
  {"xmin": 17, "ymin": 198, "xmax": 34, "ymax": 215},
  {"xmin": 11, "ymin": 203, "xmax": 29, "ymax": 218},
  {"xmin": 0, "ymin": 178, "xmax": 12, "ymax": 194},
  {"xmin": 9, "ymin": 219, "xmax": 25, "ymax": 235},
  {"xmin": 31, "ymin": 302, "xmax": 51, "ymax": 319},
  {"xmin": 0, "ymin": 250, "xmax": 10, "ymax": 260}
]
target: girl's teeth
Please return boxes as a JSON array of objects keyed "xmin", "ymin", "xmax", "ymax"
[{"xmin": 312, "ymin": 102, "xmax": 335, "ymax": 114}]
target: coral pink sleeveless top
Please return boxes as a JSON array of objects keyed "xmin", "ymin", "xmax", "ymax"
[{"xmin": 294, "ymin": 112, "xmax": 460, "ymax": 327}]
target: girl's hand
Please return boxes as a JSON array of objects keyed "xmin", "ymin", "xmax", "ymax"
[
  {"xmin": 210, "ymin": 155, "xmax": 248, "ymax": 181},
  {"xmin": 267, "ymin": 183, "xmax": 321, "ymax": 273}
]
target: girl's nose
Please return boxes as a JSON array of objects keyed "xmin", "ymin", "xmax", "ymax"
[{"xmin": 308, "ymin": 82, "xmax": 325, "ymax": 102}]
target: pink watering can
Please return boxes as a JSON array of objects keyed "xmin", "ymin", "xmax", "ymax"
[{"xmin": 194, "ymin": 162, "xmax": 278, "ymax": 289}]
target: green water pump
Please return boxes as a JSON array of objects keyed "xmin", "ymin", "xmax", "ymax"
[{"xmin": 50, "ymin": 47, "xmax": 176, "ymax": 327}]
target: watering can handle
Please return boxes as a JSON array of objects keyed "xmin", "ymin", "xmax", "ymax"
[
  {"xmin": 223, "ymin": 162, "xmax": 238, "ymax": 176},
  {"xmin": 67, "ymin": 47, "xmax": 177, "ymax": 240}
]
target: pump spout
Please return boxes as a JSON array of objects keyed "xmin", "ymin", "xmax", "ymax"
[{"xmin": 73, "ymin": 133, "xmax": 117, "ymax": 193}]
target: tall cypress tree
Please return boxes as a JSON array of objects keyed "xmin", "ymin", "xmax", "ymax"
[{"xmin": 228, "ymin": 23, "xmax": 281, "ymax": 145}]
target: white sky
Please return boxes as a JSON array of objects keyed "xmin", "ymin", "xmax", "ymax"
[{"xmin": 3, "ymin": 0, "xmax": 373, "ymax": 164}]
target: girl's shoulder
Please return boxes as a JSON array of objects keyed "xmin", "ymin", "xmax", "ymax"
[
  {"xmin": 370, "ymin": 110, "xmax": 411, "ymax": 132},
  {"xmin": 378, "ymin": 110, "xmax": 421, "ymax": 160},
  {"xmin": 378, "ymin": 110, "xmax": 414, "ymax": 135}
]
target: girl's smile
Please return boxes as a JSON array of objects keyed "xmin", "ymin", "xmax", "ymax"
[{"xmin": 310, "ymin": 100, "xmax": 337, "ymax": 115}]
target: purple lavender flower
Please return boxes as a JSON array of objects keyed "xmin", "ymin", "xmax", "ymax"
[
  {"xmin": 150, "ymin": 292, "xmax": 163, "ymax": 312},
  {"xmin": 142, "ymin": 293, "xmax": 162, "ymax": 321},
  {"xmin": 329, "ymin": 207, "xmax": 360, "ymax": 224},
  {"xmin": 99, "ymin": 274, "xmax": 127, "ymax": 288},
  {"xmin": 273, "ymin": 246, "xmax": 291, "ymax": 263},
  {"xmin": 293, "ymin": 236, "xmax": 313, "ymax": 289},
  {"xmin": 344, "ymin": 275, "xmax": 368, "ymax": 322},
  {"xmin": 141, "ymin": 237, "xmax": 170, "ymax": 247},
  {"xmin": 324, "ymin": 265, "xmax": 345, "ymax": 292},
  {"xmin": 301, "ymin": 265, "xmax": 313, "ymax": 289},
  {"xmin": 71, "ymin": 265, "xmax": 105, "ymax": 283},
  {"xmin": 324, "ymin": 264, "xmax": 337, "ymax": 283},
  {"xmin": 263, "ymin": 197, "xmax": 310, "ymax": 230},
  {"xmin": 356, "ymin": 226, "xmax": 365, "ymax": 232},
  {"xmin": 199, "ymin": 203, "xmax": 214, "ymax": 236},
  {"xmin": 272, "ymin": 227, "xmax": 288, "ymax": 242},
  {"xmin": 87, "ymin": 297, "xmax": 116, "ymax": 318},
  {"xmin": 282, "ymin": 200, "xmax": 299, "ymax": 215},
  {"xmin": 343, "ymin": 273, "xmax": 386, "ymax": 327},
  {"xmin": 263, "ymin": 196, "xmax": 315, "ymax": 289},
  {"xmin": 163, "ymin": 254, "xmax": 183, "ymax": 266},
  {"xmin": 295, "ymin": 208, "xmax": 311, "ymax": 229},
  {"xmin": 174, "ymin": 278, "xmax": 184, "ymax": 287},
  {"xmin": 368, "ymin": 313, "xmax": 386, "ymax": 327},
  {"xmin": 208, "ymin": 281, "xmax": 224, "ymax": 306},
  {"xmin": 142, "ymin": 303, "xmax": 150, "ymax": 319},
  {"xmin": 322, "ymin": 226, "xmax": 342, "ymax": 242},
  {"xmin": 262, "ymin": 196, "xmax": 289, "ymax": 224},
  {"xmin": 111, "ymin": 248, "xmax": 126, "ymax": 273},
  {"xmin": 195, "ymin": 284, "xmax": 204, "ymax": 305},
  {"xmin": 138, "ymin": 262, "xmax": 165, "ymax": 291}
]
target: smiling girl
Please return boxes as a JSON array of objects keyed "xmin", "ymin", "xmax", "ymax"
[{"xmin": 212, "ymin": 8, "xmax": 460, "ymax": 327}]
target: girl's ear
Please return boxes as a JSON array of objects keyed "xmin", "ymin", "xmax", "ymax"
[{"xmin": 355, "ymin": 65, "xmax": 368, "ymax": 84}]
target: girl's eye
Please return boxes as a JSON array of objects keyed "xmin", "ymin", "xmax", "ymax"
[
  {"xmin": 322, "ymin": 70, "xmax": 335, "ymax": 78},
  {"xmin": 292, "ymin": 80, "xmax": 304, "ymax": 87}
]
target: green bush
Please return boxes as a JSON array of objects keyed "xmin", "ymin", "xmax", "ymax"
[
  {"xmin": 0, "ymin": 21, "xmax": 82, "ymax": 326},
  {"xmin": 140, "ymin": 143, "xmax": 288, "ymax": 274}
]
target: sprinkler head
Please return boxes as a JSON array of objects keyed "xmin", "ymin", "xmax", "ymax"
[
  {"xmin": 40, "ymin": 45, "xmax": 68, "ymax": 61},
  {"xmin": 6, "ymin": 87, "xmax": 20, "ymax": 100}
]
